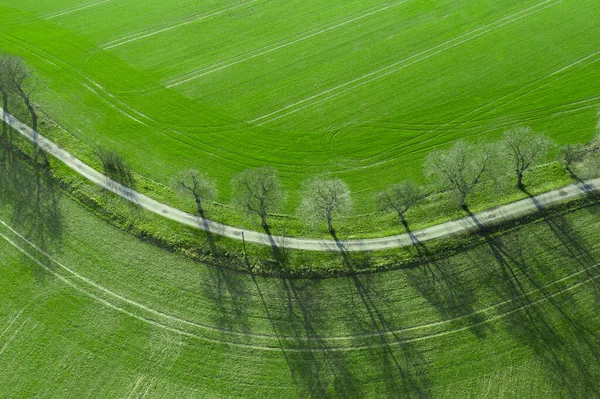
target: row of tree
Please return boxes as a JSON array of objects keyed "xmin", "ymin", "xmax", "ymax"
[
  {"xmin": 1, "ymin": 53, "xmax": 592, "ymax": 234},
  {"xmin": 175, "ymin": 168, "xmax": 352, "ymax": 234},
  {"xmin": 174, "ymin": 126, "xmax": 573, "ymax": 234}
]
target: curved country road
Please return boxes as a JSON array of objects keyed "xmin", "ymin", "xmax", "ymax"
[{"xmin": 2, "ymin": 108, "xmax": 599, "ymax": 252}]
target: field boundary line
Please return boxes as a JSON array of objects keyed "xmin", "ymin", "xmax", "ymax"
[
  {"xmin": 250, "ymin": 0, "xmax": 563, "ymax": 125},
  {"xmin": 2, "ymin": 107, "xmax": 600, "ymax": 252},
  {"xmin": 101, "ymin": 1, "xmax": 257, "ymax": 50},
  {"xmin": 165, "ymin": 0, "xmax": 410, "ymax": 87}
]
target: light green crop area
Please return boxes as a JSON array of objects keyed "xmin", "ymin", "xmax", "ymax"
[
  {"xmin": 1, "ymin": 139, "xmax": 600, "ymax": 397},
  {"xmin": 0, "ymin": 0, "xmax": 599, "ymax": 217}
]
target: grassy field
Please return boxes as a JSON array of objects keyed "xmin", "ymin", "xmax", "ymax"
[
  {"xmin": 1, "ymin": 0, "xmax": 599, "ymax": 225},
  {"xmin": 1, "ymin": 142, "xmax": 600, "ymax": 397}
]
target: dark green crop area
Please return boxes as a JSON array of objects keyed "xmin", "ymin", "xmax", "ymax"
[
  {"xmin": 1, "ymin": 0, "xmax": 599, "ymax": 222},
  {"xmin": 1, "ymin": 139, "xmax": 600, "ymax": 397}
]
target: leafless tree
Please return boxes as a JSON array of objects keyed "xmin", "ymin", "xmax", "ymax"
[
  {"xmin": 231, "ymin": 166, "xmax": 285, "ymax": 228},
  {"xmin": 97, "ymin": 147, "xmax": 134, "ymax": 187},
  {"xmin": 0, "ymin": 53, "xmax": 14, "ymax": 139},
  {"xmin": 298, "ymin": 176, "xmax": 352, "ymax": 234},
  {"xmin": 5, "ymin": 56, "xmax": 37, "ymax": 132},
  {"xmin": 502, "ymin": 127, "xmax": 554, "ymax": 188},
  {"xmin": 377, "ymin": 181, "xmax": 424, "ymax": 226},
  {"xmin": 558, "ymin": 143, "xmax": 585, "ymax": 176},
  {"xmin": 174, "ymin": 169, "xmax": 217, "ymax": 216},
  {"xmin": 425, "ymin": 140, "xmax": 495, "ymax": 208}
]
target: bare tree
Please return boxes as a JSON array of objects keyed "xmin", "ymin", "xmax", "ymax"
[
  {"xmin": 558, "ymin": 143, "xmax": 585, "ymax": 176},
  {"xmin": 425, "ymin": 140, "xmax": 495, "ymax": 208},
  {"xmin": 5, "ymin": 56, "xmax": 37, "ymax": 132},
  {"xmin": 377, "ymin": 181, "xmax": 424, "ymax": 226},
  {"xmin": 173, "ymin": 169, "xmax": 217, "ymax": 216},
  {"xmin": 0, "ymin": 53, "xmax": 12, "ymax": 139},
  {"xmin": 298, "ymin": 176, "xmax": 353, "ymax": 234},
  {"xmin": 231, "ymin": 166, "xmax": 285, "ymax": 228},
  {"xmin": 97, "ymin": 147, "xmax": 134, "ymax": 187},
  {"xmin": 502, "ymin": 127, "xmax": 554, "ymax": 188}
]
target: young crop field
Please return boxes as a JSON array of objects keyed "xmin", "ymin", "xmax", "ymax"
[
  {"xmin": 1, "ymin": 142, "xmax": 600, "ymax": 397},
  {"xmin": 1, "ymin": 0, "xmax": 600, "ymax": 218},
  {"xmin": 3, "ymin": 2, "xmax": 600, "ymax": 396}
]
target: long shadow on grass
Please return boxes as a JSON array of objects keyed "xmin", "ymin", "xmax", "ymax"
[
  {"xmin": 521, "ymin": 188, "xmax": 600, "ymax": 305},
  {"xmin": 0, "ymin": 140, "xmax": 63, "ymax": 281},
  {"xmin": 202, "ymin": 265, "xmax": 252, "ymax": 337},
  {"xmin": 244, "ymin": 230, "xmax": 431, "ymax": 397},
  {"xmin": 482, "ymin": 225, "xmax": 600, "ymax": 397},
  {"xmin": 402, "ymin": 217, "xmax": 489, "ymax": 339},
  {"xmin": 347, "ymin": 272, "xmax": 432, "ymax": 398},
  {"xmin": 331, "ymin": 231, "xmax": 432, "ymax": 398}
]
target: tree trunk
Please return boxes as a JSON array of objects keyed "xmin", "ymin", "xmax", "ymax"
[
  {"xmin": 517, "ymin": 171, "xmax": 523, "ymax": 188},
  {"xmin": 26, "ymin": 102, "xmax": 37, "ymax": 132},
  {"xmin": 327, "ymin": 215, "xmax": 333, "ymax": 234},
  {"xmin": 260, "ymin": 212, "xmax": 268, "ymax": 229}
]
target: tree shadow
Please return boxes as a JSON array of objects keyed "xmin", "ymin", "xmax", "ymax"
[
  {"xmin": 241, "ymin": 229, "xmax": 432, "ymax": 397},
  {"xmin": 276, "ymin": 277, "xmax": 362, "ymax": 398},
  {"xmin": 519, "ymin": 187, "xmax": 600, "ymax": 304},
  {"xmin": 403, "ymin": 217, "xmax": 490, "ymax": 339},
  {"xmin": 202, "ymin": 264, "xmax": 252, "ymax": 338},
  {"xmin": 483, "ymin": 230, "xmax": 600, "ymax": 396},
  {"xmin": 347, "ymin": 272, "xmax": 432, "ymax": 398},
  {"xmin": 0, "ymin": 141, "xmax": 63, "ymax": 282},
  {"xmin": 262, "ymin": 224, "xmax": 289, "ymax": 270},
  {"xmin": 328, "ymin": 230, "xmax": 432, "ymax": 397},
  {"xmin": 197, "ymin": 210, "xmax": 218, "ymax": 257}
]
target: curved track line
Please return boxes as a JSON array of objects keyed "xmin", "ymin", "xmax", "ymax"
[
  {"xmin": 2, "ymin": 108, "xmax": 600, "ymax": 252},
  {"xmin": 2, "ymin": 226, "xmax": 598, "ymax": 352}
]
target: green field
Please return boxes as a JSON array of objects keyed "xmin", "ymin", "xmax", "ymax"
[
  {"xmin": 1, "ymin": 139, "xmax": 600, "ymax": 397},
  {"xmin": 1, "ymin": 0, "xmax": 599, "ymax": 224},
  {"xmin": 3, "ymin": 2, "xmax": 600, "ymax": 397}
]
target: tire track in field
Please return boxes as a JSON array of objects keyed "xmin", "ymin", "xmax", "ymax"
[
  {"xmin": 0, "ymin": 221, "xmax": 278, "ymax": 346},
  {"xmin": 1, "ymin": 215, "xmax": 599, "ymax": 352},
  {"xmin": 164, "ymin": 0, "xmax": 411, "ymax": 88},
  {"xmin": 0, "ymin": 308, "xmax": 27, "ymax": 343},
  {"xmin": 319, "ymin": 48, "xmax": 600, "ymax": 173},
  {"xmin": 0, "ymin": 317, "xmax": 36, "ymax": 357},
  {"xmin": 4, "ymin": 30, "xmax": 302, "ymax": 171},
  {"xmin": 125, "ymin": 375, "xmax": 147, "ymax": 399},
  {"xmin": 0, "ymin": 34, "xmax": 269, "ymax": 169},
  {"xmin": 0, "ymin": 281, "xmax": 58, "ymax": 350},
  {"xmin": 439, "ymin": 49, "xmax": 600, "ymax": 128},
  {"xmin": 101, "ymin": 0, "xmax": 258, "ymax": 50},
  {"xmin": 0, "ymin": 233, "xmax": 267, "ymax": 350},
  {"xmin": 250, "ymin": 0, "xmax": 564, "ymax": 126},
  {"xmin": 43, "ymin": 0, "xmax": 111, "ymax": 20}
]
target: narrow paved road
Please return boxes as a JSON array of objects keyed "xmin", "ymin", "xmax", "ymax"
[{"xmin": 3, "ymin": 108, "xmax": 598, "ymax": 252}]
